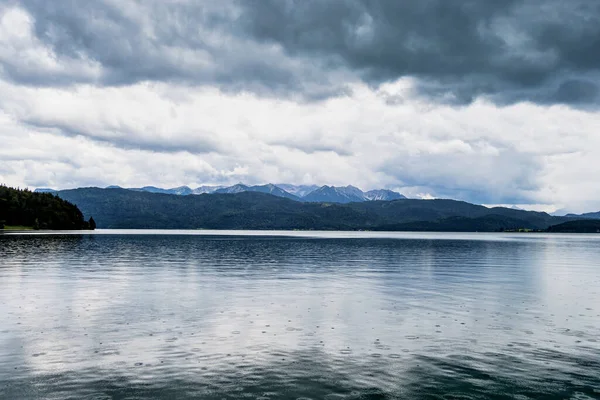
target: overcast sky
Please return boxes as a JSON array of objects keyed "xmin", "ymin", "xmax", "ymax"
[{"xmin": 1, "ymin": 0, "xmax": 600, "ymax": 213}]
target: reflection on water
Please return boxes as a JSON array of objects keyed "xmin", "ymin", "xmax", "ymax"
[{"xmin": 1, "ymin": 232, "xmax": 599, "ymax": 399}]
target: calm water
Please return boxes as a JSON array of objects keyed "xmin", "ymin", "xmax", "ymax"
[{"xmin": 1, "ymin": 231, "xmax": 599, "ymax": 399}]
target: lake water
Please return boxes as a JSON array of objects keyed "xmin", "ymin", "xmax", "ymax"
[{"xmin": 1, "ymin": 230, "xmax": 599, "ymax": 399}]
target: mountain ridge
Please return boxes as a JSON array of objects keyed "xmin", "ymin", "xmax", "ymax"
[
  {"xmin": 38, "ymin": 183, "xmax": 406, "ymax": 204},
  {"xmin": 565, "ymin": 211, "xmax": 600, "ymax": 219},
  {"xmin": 53, "ymin": 187, "xmax": 573, "ymax": 231}
]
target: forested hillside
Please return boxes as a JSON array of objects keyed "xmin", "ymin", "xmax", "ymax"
[
  {"xmin": 0, "ymin": 185, "xmax": 94, "ymax": 230},
  {"xmin": 56, "ymin": 187, "xmax": 571, "ymax": 231},
  {"xmin": 547, "ymin": 220, "xmax": 600, "ymax": 233}
]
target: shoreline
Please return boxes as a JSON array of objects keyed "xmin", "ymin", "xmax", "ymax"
[{"xmin": 2, "ymin": 228, "xmax": 599, "ymax": 236}]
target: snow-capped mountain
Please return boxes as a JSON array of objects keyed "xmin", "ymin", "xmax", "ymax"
[
  {"xmin": 302, "ymin": 186, "xmax": 406, "ymax": 203},
  {"xmin": 130, "ymin": 185, "xmax": 224, "ymax": 195},
  {"xmin": 364, "ymin": 189, "xmax": 406, "ymax": 201},
  {"xmin": 302, "ymin": 185, "xmax": 367, "ymax": 203},
  {"xmin": 130, "ymin": 186, "xmax": 193, "ymax": 195},
  {"xmin": 216, "ymin": 184, "xmax": 300, "ymax": 200},
  {"xmin": 214, "ymin": 184, "xmax": 250, "ymax": 194},
  {"xmin": 129, "ymin": 186, "xmax": 167, "ymax": 194},
  {"xmin": 250, "ymin": 184, "xmax": 301, "ymax": 200},
  {"xmin": 275, "ymin": 184, "xmax": 320, "ymax": 198},
  {"xmin": 169, "ymin": 186, "xmax": 194, "ymax": 195},
  {"xmin": 192, "ymin": 186, "xmax": 224, "ymax": 194},
  {"xmin": 59, "ymin": 183, "xmax": 406, "ymax": 203}
]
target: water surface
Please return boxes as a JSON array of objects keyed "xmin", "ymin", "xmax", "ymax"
[{"xmin": 1, "ymin": 231, "xmax": 599, "ymax": 399}]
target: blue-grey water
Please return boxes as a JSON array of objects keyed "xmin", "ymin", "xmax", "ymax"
[{"xmin": 1, "ymin": 230, "xmax": 599, "ymax": 399}]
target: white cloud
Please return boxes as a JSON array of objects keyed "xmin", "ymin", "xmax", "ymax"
[
  {"xmin": 0, "ymin": 3, "xmax": 599, "ymax": 213},
  {"xmin": 0, "ymin": 6, "xmax": 102, "ymax": 84},
  {"xmin": 1, "ymin": 76, "xmax": 600, "ymax": 212}
]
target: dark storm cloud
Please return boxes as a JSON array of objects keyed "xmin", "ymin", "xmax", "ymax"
[
  {"xmin": 5, "ymin": 0, "xmax": 346, "ymax": 99},
  {"xmin": 552, "ymin": 80, "xmax": 599, "ymax": 105},
  {"xmin": 6, "ymin": 0, "xmax": 600, "ymax": 105},
  {"xmin": 237, "ymin": 0, "xmax": 600, "ymax": 105}
]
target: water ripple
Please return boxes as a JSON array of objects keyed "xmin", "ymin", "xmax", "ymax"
[{"xmin": 1, "ymin": 232, "xmax": 599, "ymax": 399}]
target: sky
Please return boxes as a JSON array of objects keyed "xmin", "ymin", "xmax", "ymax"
[{"xmin": 1, "ymin": 0, "xmax": 600, "ymax": 213}]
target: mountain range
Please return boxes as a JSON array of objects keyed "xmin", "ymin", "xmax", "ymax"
[
  {"xmin": 34, "ymin": 184, "xmax": 600, "ymax": 221},
  {"xmin": 52, "ymin": 187, "xmax": 577, "ymax": 231},
  {"xmin": 565, "ymin": 211, "xmax": 600, "ymax": 219},
  {"xmin": 303, "ymin": 186, "xmax": 406, "ymax": 203},
  {"xmin": 214, "ymin": 183, "xmax": 301, "ymax": 201},
  {"xmin": 37, "ymin": 183, "xmax": 406, "ymax": 204}
]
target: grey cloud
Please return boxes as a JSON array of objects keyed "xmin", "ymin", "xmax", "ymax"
[
  {"xmin": 4, "ymin": 0, "xmax": 600, "ymax": 105},
  {"xmin": 270, "ymin": 142, "xmax": 353, "ymax": 157},
  {"xmin": 377, "ymin": 147, "xmax": 543, "ymax": 204},
  {"xmin": 22, "ymin": 118, "xmax": 221, "ymax": 155},
  {"xmin": 4, "ymin": 0, "xmax": 349, "ymax": 100},
  {"xmin": 238, "ymin": 0, "xmax": 600, "ymax": 105},
  {"xmin": 552, "ymin": 80, "xmax": 599, "ymax": 104}
]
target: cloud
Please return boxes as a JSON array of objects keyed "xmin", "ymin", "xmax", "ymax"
[
  {"xmin": 1, "ymin": 76, "xmax": 600, "ymax": 211},
  {"xmin": 0, "ymin": 5, "xmax": 102, "ymax": 84},
  {"xmin": 1, "ymin": 1, "xmax": 352, "ymax": 100},
  {"xmin": 0, "ymin": 0, "xmax": 597, "ymax": 105},
  {"xmin": 1, "ymin": 1, "xmax": 600, "ymax": 213},
  {"xmin": 552, "ymin": 80, "xmax": 600, "ymax": 105},
  {"xmin": 238, "ymin": 0, "xmax": 600, "ymax": 105}
]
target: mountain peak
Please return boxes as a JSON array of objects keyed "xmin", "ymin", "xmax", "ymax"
[
  {"xmin": 275, "ymin": 184, "xmax": 320, "ymax": 198},
  {"xmin": 215, "ymin": 184, "xmax": 249, "ymax": 194},
  {"xmin": 100, "ymin": 183, "xmax": 407, "ymax": 204},
  {"xmin": 364, "ymin": 189, "xmax": 407, "ymax": 201},
  {"xmin": 304, "ymin": 185, "xmax": 366, "ymax": 203}
]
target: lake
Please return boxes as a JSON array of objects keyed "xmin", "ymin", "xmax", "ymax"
[{"xmin": 1, "ymin": 230, "xmax": 599, "ymax": 399}]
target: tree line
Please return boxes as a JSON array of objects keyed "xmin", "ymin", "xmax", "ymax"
[{"xmin": 0, "ymin": 185, "xmax": 95, "ymax": 230}]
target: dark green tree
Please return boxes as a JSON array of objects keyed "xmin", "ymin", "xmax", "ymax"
[
  {"xmin": 0, "ymin": 185, "xmax": 88, "ymax": 230},
  {"xmin": 89, "ymin": 216, "xmax": 96, "ymax": 230}
]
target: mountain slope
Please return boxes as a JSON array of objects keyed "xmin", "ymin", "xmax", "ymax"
[
  {"xmin": 345, "ymin": 199, "xmax": 564, "ymax": 229},
  {"xmin": 214, "ymin": 184, "xmax": 250, "ymax": 194},
  {"xmin": 56, "ymin": 188, "xmax": 367, "ymax": 230},
  {"xmin": 34, "ymin": 188, "xmax": 58, "ymax": 193},
  {"xmin": 364, "ymin": 189, "xmax": 406, "ymax": 201},
  {"xmin": 216, "ymin": 184, "xmax": 300, "ymax": 200},
  {"xmin": 302, "ymin": 186, "xmax": 406, "ymax": 203},
  {"xmin": 547, "ymin": 220, "xmax": 600, "ymax": 233},
  {"xmin": 248, "ymin": 184, "xmax": 301, "ymax": 201},
  {"xmin": 130, "ymin": 186, "xmax": 194, "ymax": 195},
  {"xmin": 373, "ymin": 215, "xmax": 540, "ymax": 232},
  {"xmin": 169, "ymin": 186, "xmax": 194, "ymax": 195},
  {"xmin": 565, "ymin": 211, "xmax": 600, "ymax": 219},
  {"xmin": 303, "ymin": 185, "xmax": 367, "ymax": 203},
  {"xmin": 87, "ymin": 183, "xmax": 406, "ymax": 203},
  {"xmin": 55, "ymin": 188, "xmax": 569, "ymax": 231},
  {"xmin": 192, "ymin": 186, "xmax": 223, "ymax": 194},
  {"xmin": 276, "ymin": 184, "xmax": 320, "ymax": 198}
]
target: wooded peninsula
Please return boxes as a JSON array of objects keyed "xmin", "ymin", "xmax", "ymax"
[{"xmin": 0, "ymin": 186, "xmax": 94, "ymax": 230}]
